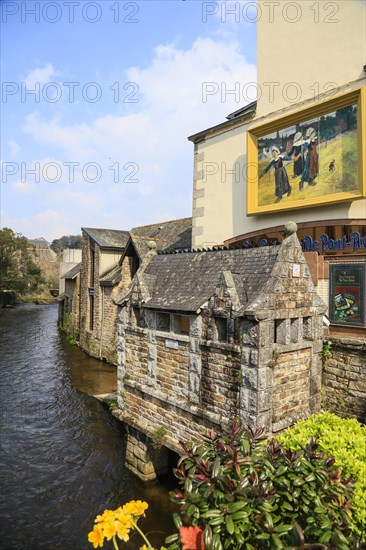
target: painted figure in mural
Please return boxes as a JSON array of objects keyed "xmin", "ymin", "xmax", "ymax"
[
  {"xmin": 299, "ymin": 127, "xmax": 319, "ymax": 190},
  {"xmin": 288, "ymin": 131, "xmax": 304, "ymax": 179},
  {"xmin": 260, "ymin": 147, "xmax": 293, "ymax": 203}
]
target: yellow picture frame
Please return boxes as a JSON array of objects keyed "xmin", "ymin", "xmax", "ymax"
[{"xmin": 247, "ymin": 87, "xmax": 366, "ymax": 215}]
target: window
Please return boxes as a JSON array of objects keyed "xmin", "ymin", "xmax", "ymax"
[
  {"xmin": 156, "ymin": 312, "xmax": 170, "ymax": 332},
  {"xmin": 174, "ymin": 314, "xmax": 190, "ymax": 335},
  {"xmin": 215, "ymin": 317, "xmax": 228, "ymax": 342},
  {"xmin": 89, "ymin": 295, "xmax": 94, "ymax": 331},
  {"xmin": 90, "ymin": 248, "xmax": 95, "ymax": 286},
  {"xmin": 303, "ymin": 317, "xmax": 312, "ymax": 340},
  {"xmin": 133, "ymin": 307, "xmax": 144, "ymax": 328}
]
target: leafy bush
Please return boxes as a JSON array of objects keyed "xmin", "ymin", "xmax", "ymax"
[
  {"xmin": 167, "ymin": 423, "xmax": 355, "ymax": 550},
  {"xmin": 277, "ymin": 411, "xmax": 366, "ymax": 540}
]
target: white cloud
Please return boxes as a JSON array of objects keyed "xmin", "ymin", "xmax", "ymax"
[
  {"xmin": 25, "ymin": 63, "xmax": 57, "ymax": 88},
  {"xmin": 16, "ymin": 36, "xmax": 256, "ymax": 238}
]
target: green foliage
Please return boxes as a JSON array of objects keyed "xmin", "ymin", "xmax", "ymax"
[
  {"xmin": 107, "ymin": 400, "xmax": 118, "ymax": 412},
  {"xmin": 51, "ymin": 234, "xmax": 82, "ymax": 254},
  {"xmin": 168, "ymin": 423, "xmax": 355, "ymax": 550},
  {"xmin": 277, "ymin": 411, "xmax": 366, "ymax": 540},
  {"xmin": 151, "ymin": 426, "xmax": 167, "ymax": 450},
  {"xmin": 66, "ymin": 327, "xmax": 80, "ymax": 346},
  {"xmin": 322, "ymin": 341, "xmax": 332, "ymax": 367},
  {"xmin": 0, "ymin": 227, "xmax": 45, "ymax": 293},
  {"xmin": 60, "ymin": 313, "xmax": 80, "ymax": 345}
]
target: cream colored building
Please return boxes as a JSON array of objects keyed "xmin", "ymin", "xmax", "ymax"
[
  {"xmin": 188, "ymin": 0, "xmax": 366, "ymax": 337},
  {"xmin": 189, "ymin": 0, "xmax": 366, "ymax": 248}
]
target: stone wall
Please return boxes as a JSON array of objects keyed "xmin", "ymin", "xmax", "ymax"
[
  {"xmin": 79, "ymin": 232, "xmax": 119, "ymax": 364},
  {"xmin": 323, "ymin": 337, "xmax": 366, "ymax": 423},
  {"xmin": 99, "ymin": 286, "xmax": 118, "ymax": 364},
  {"xmin": 65, "ymin": 277, "xmax": 80, "ymax": 331},
  {"xmin": 201, "ymin": 345, "xmax": 240, "ymax": 418},
  {"xmin": 272, "ymin": 347, "xmax": 311, "ymax": 426}
]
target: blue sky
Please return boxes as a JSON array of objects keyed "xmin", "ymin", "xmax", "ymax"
[{"xmin": 1, "ymin": 0, "xmax": 257, "ymax": 241}]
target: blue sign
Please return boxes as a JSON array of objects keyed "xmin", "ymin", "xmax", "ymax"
[{"xmin": 303, "ymin": 231, "xmax": 366, "ymax": 254}]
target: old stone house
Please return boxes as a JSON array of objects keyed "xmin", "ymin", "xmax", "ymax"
[
  {"xmin": 78, "ymin": 219, "xmax": 192, "ymax": 365},
  {"xmin": 113, "ymin": 223, "xmax": 326, "ymax": 480},
  {"xmin": 58, "ymin": 262, "xmax": 81, "ymax": 330},
  {"xmin": 79, "ymin": 228, "xmax": 130, "ymax": 364}
]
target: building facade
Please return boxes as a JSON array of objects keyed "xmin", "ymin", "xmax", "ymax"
[
  {"xmin": 188, "ymin": 0, "xmax": 365, "ymax": 339},
  {"xmin": 113, "ymin": 223, "xmax": 326, "ymax": 480}
]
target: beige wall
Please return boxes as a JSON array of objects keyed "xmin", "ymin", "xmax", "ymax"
[
  {"xmin": 257, "ymin": 0, "xmax": 366, "ymax": 119},
  {"xmin": 99, "ymin": 250, "xmax": 122, "ymax": 275},
  {"xmin": 191, "ymin": 0, "xmax": 366, "ymax": 247}
]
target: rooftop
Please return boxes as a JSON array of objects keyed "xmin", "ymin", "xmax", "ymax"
[
  {"xmin": 82, "ymin": 228, "xmax": 130, "ymax": 249},
  {"xmin": 141, "ymin": 245, "xmax": 279, "ymax": 312}
]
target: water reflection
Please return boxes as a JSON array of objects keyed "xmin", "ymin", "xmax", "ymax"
[{"xmin": 0, "ymin": 304, "xmax": 176, "ymax": 550}]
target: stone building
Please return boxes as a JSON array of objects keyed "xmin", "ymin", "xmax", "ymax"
[
  {"xmin": 80, "ymin": 228, "xmax": 130, "ymax": 363},
  {"xmin": 186, "ymin": 0, "xmax": 365, "ymax": 424},
  {"xmin": 113, "ymin": 223, "xmax": 326, "ymax": 480},
  {"xmin": 78, "ymin": 219, "xmax": 192, "ymax": 365},
  {"xmin": 58, "ymin": 262, "xmax": 81, "ymax": 330}
]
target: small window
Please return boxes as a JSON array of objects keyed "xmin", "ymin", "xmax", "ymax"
[
  {"xmin": 303, "ymin": 317, "xmax": 312, "ymax": 340},
  {"xmin": 156, "ymin": 312, "xmax": 170, "ymax": 332},
  {"xmin": 174, "ymin": 314, "xmax": 190, "ymax": 335},
  {"xmin": 215, "ymin": 318, "xmax": 228, "ymax": 342},
  {"xmin": 133, "ymin": 307, "xmax": 144, "ymax": 328}
]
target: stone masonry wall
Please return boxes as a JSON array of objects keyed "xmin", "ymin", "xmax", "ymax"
[
  {"xmin": 201, "ymin": 345, "xmax": 240, "ymax": 418},
  {"xmin": 99, "ymin": 286, "xmax": 118, "ymax": 365},
  {"xmin": 323, "ymin": 337, "xmax": 366, "ymax": 423},
  {"xmin": 272, "ymin": 347, "xmax": 311, "ymax": 425},
  {"xmin": 80, "ymin": 234, "xmax": 101, "ymax": 359}
]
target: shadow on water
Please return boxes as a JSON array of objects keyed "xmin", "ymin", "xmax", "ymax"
[{"xmin": 0, "ymin": 304, "xmax": 178, "ymax": 550}]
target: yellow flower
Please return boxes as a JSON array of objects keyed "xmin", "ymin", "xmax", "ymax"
[
  {"xmin": 103, "ymin": 520, "xmax": 117, "ymax": 540},
  {"xmin": 88, "ymin": 524, "xmax": 104, "ymax": 549},
  {"xmin": 123, "ymin": 500, "xmax": 149, "ymax": 517},
  {"xmin": 95, "ymin": 509, "xmax": 115, "ymax": 523},
  {"xmin": 116, "ymin": 521, "xmax": 131, "ymax": 542}
]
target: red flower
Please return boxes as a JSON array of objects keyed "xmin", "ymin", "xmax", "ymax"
[{"xmin": 180, "ymin": 526, "xmax": 205, "ymax": 550}]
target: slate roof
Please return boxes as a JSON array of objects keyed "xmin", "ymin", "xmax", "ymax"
[
  {"xmin": 82, "ymin": 228, "xmax": 130, "ymax": 249},
  {"xmin": 141, "ymin": 246, "xmax": 279, "ymax": 312},
  {"xmin": 62, "ymin": 262, "xmax": 81, "ymax": 280},
  {"xmin": 131, "ymin": 217, "xmax": 192, "ymax": 252},
  {"xmin": 100, "ymin": 263, "xmax": 121, "ymax": 286},
  {"xmin": 188, "ymin": 102, "xmax": 257, "ymax": 143}
]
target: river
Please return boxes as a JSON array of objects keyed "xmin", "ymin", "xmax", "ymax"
[{"xmin": 0, "ymin": 304, "xmax": 177, "ymax": 550}]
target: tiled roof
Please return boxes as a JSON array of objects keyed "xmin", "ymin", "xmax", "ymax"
[
  {"xmin": 100, "ymin": 263, "xmax": 121, "ymax": 286},
  {"xmin": 82, "ymin": 228, "xmax": 130, "ymax": 249},
  {"xmin": 131, "ymin": 217, "xmax": 192, "ymax": 252},
  {"xmin": 142, "ymin": 246, "xmax": 279, "ymax": 312},
  {"xmin": 62, "ymin": 263, "xmax": 81, "ymax": 280}
]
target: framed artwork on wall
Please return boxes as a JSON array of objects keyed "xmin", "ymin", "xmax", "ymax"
[
  {"xmin": 247, "ymin": 87, "xmax": 366, "ymax": 215},
  {"xmin": 329, "ymin": 263, "xmax": 366, "ymax": 327}
]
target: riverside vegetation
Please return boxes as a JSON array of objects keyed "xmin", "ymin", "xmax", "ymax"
[{"xmin": 88, "ymin": 413, "xmax": 366, "ymax": 550}]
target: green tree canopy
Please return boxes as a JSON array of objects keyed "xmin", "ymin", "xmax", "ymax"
[{"xmin": 0, "ymin": 227, "xmax": 44, "ymax": 293}]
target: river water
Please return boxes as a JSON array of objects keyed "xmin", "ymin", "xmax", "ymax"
[{"xmin": 0, "ymin": 304, "xmax": 177, "ymax": 550}]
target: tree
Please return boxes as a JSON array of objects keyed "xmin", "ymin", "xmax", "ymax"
[
  {"xmin": 0, "ymin": 227, "xmax": 45, "ymax": 293},
  {"xmin": 51, "ymin": 234, "xmax": 82, "ymax": 254}
]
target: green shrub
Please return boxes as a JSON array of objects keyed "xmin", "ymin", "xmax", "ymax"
[
  {"xmin": 167, "ymin": 423, "xmax": 355, "ymax": 550},
  {"xmin": 277, "ymin": 411, "xmax": 366, "ymax": 540}
]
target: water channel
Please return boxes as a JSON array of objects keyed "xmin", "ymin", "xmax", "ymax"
[{"xmin": 0, "ymin": 304, "xmax": 176, "ymax": 549}]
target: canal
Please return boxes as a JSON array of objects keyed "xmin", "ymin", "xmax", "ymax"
[{"xmin": 0, "ymin": 304, "xmax": 176, "ymax": 549}]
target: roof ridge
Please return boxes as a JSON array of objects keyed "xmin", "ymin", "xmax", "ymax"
[{"xmin": 131, "ymin": 216, "xmax": 191, "ymax": 231}]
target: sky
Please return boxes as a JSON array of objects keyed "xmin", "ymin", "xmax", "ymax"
[{"xmin": 1, "ymin": 0, "xmax": 257, "ymax": 241}]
